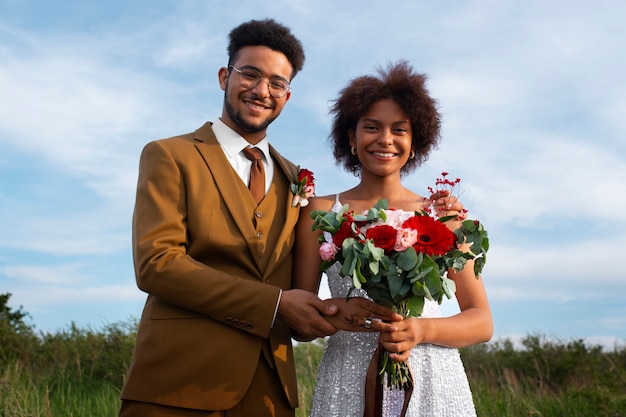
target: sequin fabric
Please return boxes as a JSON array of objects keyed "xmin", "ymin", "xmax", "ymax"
[{"xmin": 308, "ymin": 198, "xmax": 477, "ymax": 417}]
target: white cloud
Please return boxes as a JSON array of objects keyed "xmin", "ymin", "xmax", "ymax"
[{"xmin": 4, "ymin": 263, "xmax": 87, "ymax": 285}]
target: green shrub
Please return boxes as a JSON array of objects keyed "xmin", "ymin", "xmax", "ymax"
[{"xmin": 1, "ymin": 292, "xmax": 625, "ymax": 417}]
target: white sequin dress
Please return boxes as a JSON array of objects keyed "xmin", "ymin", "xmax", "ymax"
[{"xmin": 309, "ymin": 199, "xmax": 477, "ymax": 417}]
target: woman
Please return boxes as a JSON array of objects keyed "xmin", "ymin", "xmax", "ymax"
[{"xmin": 294, "ymin": 61, "xmax": 493, "ymax": 417}]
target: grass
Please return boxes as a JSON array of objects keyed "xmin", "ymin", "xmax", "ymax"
[{"xmin": 1, "ymin": 298, "xmax": 625, "ymax": 417}]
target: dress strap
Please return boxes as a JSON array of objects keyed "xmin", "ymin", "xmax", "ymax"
[{"xmin": 331, "ymin": 193, "xmax": 343, "ymax": 212}]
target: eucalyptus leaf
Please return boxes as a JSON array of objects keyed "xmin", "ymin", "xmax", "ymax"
[
  {"xmin": 388, "ymin": 274, "xmax": 404, "ymax": 298},
  {"xmin": 355, "ymin": 257, "xmax": 367, "ymax": 283},
  {"xmin": 369, "ymin": 260, "xmax": 380, "ymax": 275},
  {"xmin": 374, "ymin": 199, "xmax": 389, "ymax": 210},
  {"xmin": 396, "ymin": 247, "xmax": 418, "ymax": 270},
  {"xmin": 407, "ymin": 296, "xmax": 425, "ymax": 317},
  {"xmin": 442, "ymin": 275, "xmax": 457, "ymax": 298}
]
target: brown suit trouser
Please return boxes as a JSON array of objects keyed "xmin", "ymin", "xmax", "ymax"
[{"xmin": 119, "ymin": 355, "xmax": 294, "ymax": 417}]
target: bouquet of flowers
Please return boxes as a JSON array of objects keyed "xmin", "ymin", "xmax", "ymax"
[{"xmin": 310, "ymin": 173, "xmax": 489, "ymax": 391}]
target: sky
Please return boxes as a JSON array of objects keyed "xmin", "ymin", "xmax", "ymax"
[{"xmin": 1, "ymin": 0, "xmax": 625, "ymax": 349}]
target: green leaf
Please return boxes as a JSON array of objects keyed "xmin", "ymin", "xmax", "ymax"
[
  {"xmin": 367, "ymin": 208, "xmax": 380, "ymax": 221},
  {"xmin": 413, "ymin": 265, "xmax": 433, "ymax": 280},
  {"xmin": 412, "ymin": 280, "xmax": 425, "ymax": 296},
  {"xmin": 367, "ymin": 241, "xmax": 384, "ymax": 262},
  {"xmin": 370, "ymin": 272, "xmax": 382, "ymax": 283},
  {"xmin": 352, "ymin": 273, "xmax": 361, "ymax": 289},
  {"xmin": 341, "ymin": 248, "xmax": 356, "ymax": 277},
  {"xmin": 442, "ymin": 275, "xmax": 457, "ymax": 298},
  {"xmin": 406, "ymin": 296, "xmax": 425, "ymax": 317},
  {"xmin": 396, "ymin": 247, "xmax": 418, "ymax": 270},
  {"xmin": 437, "ymin": 214, "xmax": 457, "ymax": 223},
  {"xmin": 369, "ymin": 260, "xmax": 380, "ymax": 275},
  {"xmin": 355, "ymin": 256, "xmax": 367, "ymax": 283},
  {"xmin": 388, "ymin": 274, "xmax": 404, "ymax": 298},
  {"xmin": 374, "ymin": 199, "xmax": 389, "ymax": 210}
]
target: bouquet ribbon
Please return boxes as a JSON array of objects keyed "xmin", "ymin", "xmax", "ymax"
[{"xmin": 363, "ymin": 343, "xmax": 413, "ymax": 417}]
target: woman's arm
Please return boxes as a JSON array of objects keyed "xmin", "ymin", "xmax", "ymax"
[
  {"xmin": 379, "ymin": 248, "xmax": 493, "ymax": 361},
  {"xmin": 293, "ymin": 196, "xmax": 332, "ymax": 294}
]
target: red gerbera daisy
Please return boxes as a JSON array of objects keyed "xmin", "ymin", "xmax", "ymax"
[{"xmin": 402, "ymin": 215, "xmax": 456, "ymax": 256}]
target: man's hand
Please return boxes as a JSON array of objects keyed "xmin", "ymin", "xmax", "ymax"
[
  {"xmin": 320, "ymin": 297, "xmax": 403, "ymax": 333},
  {"xmin": 278, "ymin": 289, "xmax": 339, "ymax": 342}
]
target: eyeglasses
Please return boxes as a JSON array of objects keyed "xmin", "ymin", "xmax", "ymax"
[{"xmin": 229, "ymin": 65, "xmax": 291, "ymax": 98}]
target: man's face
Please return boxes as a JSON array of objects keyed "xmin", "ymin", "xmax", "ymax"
[{"xmin": 219, "ymin": 45, "xmax": 293, "ymax": 144}]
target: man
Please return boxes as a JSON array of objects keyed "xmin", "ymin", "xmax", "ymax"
[{"xmin": 119, "ymin": 19, "xmax": 402, "ymax": 417}]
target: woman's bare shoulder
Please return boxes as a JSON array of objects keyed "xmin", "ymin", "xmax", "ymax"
[{"xmin": 306, "ymin": 194, "xmax": 338, "ymax": 211}]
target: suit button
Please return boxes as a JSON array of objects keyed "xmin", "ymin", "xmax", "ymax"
[
  {"xmin": 255, "ymin": 211, "xmax": 262, "ymax": 218},
  {"xmin": 257, "ymin": 232, "xmax": 262, "ymax": 239}
]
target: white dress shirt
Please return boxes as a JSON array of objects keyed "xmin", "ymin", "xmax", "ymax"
[{"xmin": 211, "ymin": 118, "xmax": 273, "ymax": 194}]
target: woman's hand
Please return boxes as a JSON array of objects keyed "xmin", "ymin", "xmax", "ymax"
[
  {"xmin": 378, "ymin": 317, "xmax": 424, "ymax": 362},
  {"xmin": 430, "ymin": 190, "xmax": 467, "ymax": 221},
  {"xmin": 321, "ymin": 297, "xmax": 403, "ymax": 332}
]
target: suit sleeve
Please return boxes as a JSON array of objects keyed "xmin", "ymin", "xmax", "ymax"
[{"xmin": 131, "ymin": 140, "xmax": 280, "ymax": 338}]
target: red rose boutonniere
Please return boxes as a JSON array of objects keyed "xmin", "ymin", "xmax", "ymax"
[{"xmin": 291, "ymin": 167, "xmax": 315, "ymax": 207}]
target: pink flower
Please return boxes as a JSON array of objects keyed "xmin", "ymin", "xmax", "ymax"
[
  {"xmin": 382, "ymin": 209, "xmax": 414, "ymax": 228},
  {"xmin": 394, "ymin": 228, "xmax": 418, "ymax": 252},
  {"xmin": 319, "ymin": 242, "xmax": 338, "ymax": 261}
]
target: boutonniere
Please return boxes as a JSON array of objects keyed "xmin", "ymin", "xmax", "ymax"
[{"xmin": 291, "ymin": 166, "xmax": 315, "ymax": 207}]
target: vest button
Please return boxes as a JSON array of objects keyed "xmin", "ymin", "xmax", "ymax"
[
  {"xmin": 255, "ymin": 211, "xmax": 262, "ymax": 218},
  {"xmin": 257, "ymin": 232, "xmax": 262, "ymax": 239}
]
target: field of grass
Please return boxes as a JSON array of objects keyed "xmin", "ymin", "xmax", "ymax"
[{"xmin": 2, "ymin": 293, "xmax": 625, "ymax": 416}]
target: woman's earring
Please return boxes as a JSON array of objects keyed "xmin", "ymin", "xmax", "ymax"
[
  {"xmin": 409, "ymin": 151, "xmax": 415, "ymax": 159},
  {"xmin": 351, "ymin": 147, "xmax": 357, "ymax": 155}
]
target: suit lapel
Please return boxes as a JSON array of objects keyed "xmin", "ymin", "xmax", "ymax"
[
  {"xmin": 192, "ymin": 123, "xmax": 259, "ymax": 259},
  {"xmin": 263, "ymin": 144, "xmax": 301, "ymax": 278}
]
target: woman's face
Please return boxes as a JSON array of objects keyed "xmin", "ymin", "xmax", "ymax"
[{"xmin": 349, "ymin": 99, "xmax": 413, "ymax": 178}]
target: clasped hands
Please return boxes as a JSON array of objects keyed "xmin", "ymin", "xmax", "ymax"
[{"xmin": 289, "ymin": 295, "xmax": 417, "ymax": 363}]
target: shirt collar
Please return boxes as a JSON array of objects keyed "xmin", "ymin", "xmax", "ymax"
[{"xmin": 213, "ymin": 118, "xmax": 270, "ymax": 161}]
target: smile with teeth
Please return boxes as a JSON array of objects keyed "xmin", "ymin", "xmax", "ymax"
[
  {"xmin": 245, "ymin": 100, "xmax": 269, "ymax": 110},
  {"xmin": 372, "ymin": 151, "xmax": 397, "ymax": 158}
]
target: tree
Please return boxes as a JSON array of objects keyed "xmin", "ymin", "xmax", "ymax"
[{"xmin": 0, "ymin": 292, "xmax": 36, "ymax": 366}]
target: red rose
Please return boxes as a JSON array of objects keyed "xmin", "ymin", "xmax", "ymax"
[
  {"xmin": 365, "ymin": 225, "xmax": 397, "ymax": 254},
  {"xmin": 333, "ymin": 220, "xmax": 357, "ymax": 247},
  {"xmin": 402, "ymin": 215, "xmax": 456, "ymax": 256},
  {"xmin": 298, "ymin": 168, "xmax": 315, "ymax": 187}
]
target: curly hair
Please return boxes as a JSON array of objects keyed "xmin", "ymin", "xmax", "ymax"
[
  {"xmin": 329, "ymin": 60, "xmax": 442, "ymax": 176},
  {"xmin": 227, "ymin": 19, "xmax": 305, "ymax": 79}
]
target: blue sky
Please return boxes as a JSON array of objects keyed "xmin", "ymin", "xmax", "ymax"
[{"xmin": 1, "ymin": 0, "xmax": 625, "ymax": 348}]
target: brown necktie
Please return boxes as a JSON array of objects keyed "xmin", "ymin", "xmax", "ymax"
[{"xmin": 242, "ymin": 147, "xmax": 265, "ymax": 204}]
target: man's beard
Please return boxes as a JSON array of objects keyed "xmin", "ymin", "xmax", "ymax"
[{"xmin": 224, "ymin": 94, "xmax": 277, "ymax": 134}]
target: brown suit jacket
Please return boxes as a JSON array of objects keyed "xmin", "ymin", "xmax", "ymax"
[{"xmin": 120, "ymin": 122, "xmax": 300, "ymax": 410}]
